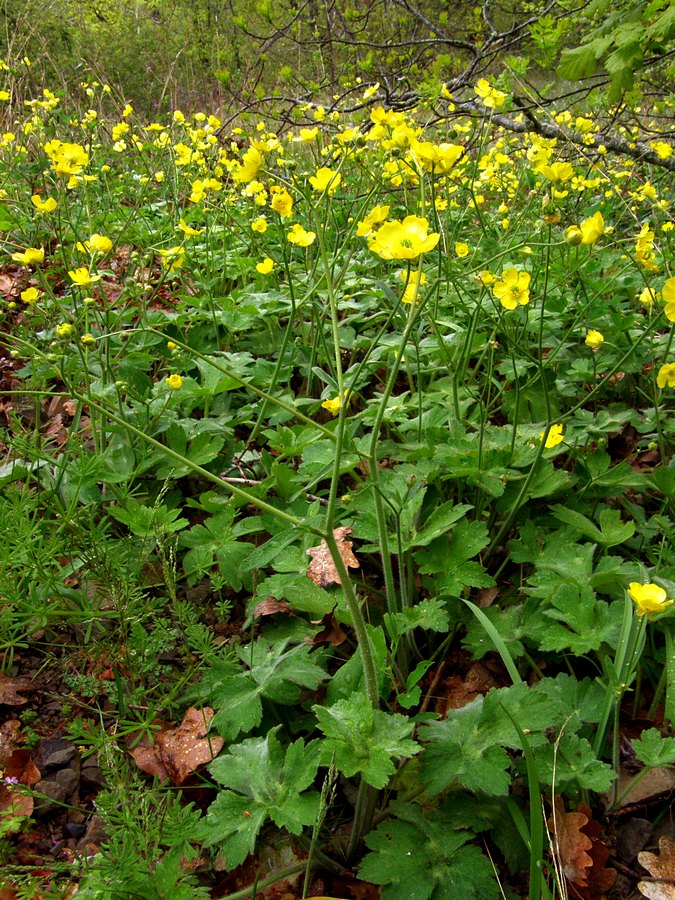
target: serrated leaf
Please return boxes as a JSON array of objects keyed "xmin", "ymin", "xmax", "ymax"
[
  {"xmin": 406, "ymin": 502, "xmax": 473, "ymax": 549},
  {"xmin": 359, "ymin": 802, "xmax": 500, "ymax": 900},
  {"xmin": 557, "ymin": 36, "xmax": 612, "ymax": 80},
  {"xmin": 632, "ymin": 728, "xmax": 675, "ymax": 767},
  {"xmin": 314, "ymin": 692, "xmax": 419, "ymax": 788},
  {"xmin": 200, "ymin": 733, "xmax": 320, "ymax": 868},
  {"xmin": 384, "ymin": 598, "xmax": 449, "ymax": 641},
  {"xmin": 203, "ymin": 639, "xmax": 326, "ymax": 739},
  {"xmin": 533, "ymin": 733, "xmax": 615, "ymax": 792}
]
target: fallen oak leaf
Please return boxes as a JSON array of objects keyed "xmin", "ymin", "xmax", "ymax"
[
  {"xmin": 306, "ymin": 527, "xmax": 359, "ymax": 587},
  {"xmin": 549, "ymin": 796, "xmax": 593, "ymax": 886},
  {"xmin": 638, "ymin": 836, "xmax": 675, "ymax": 900},
  {"xmin": 130, "ymin": 707, "xmax": 223, "ymax": 785}
]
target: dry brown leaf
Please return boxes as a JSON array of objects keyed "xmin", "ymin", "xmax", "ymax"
[
  {"xmin": 130, "ymin": 707, "xmax": 223, "ymax": 785},
  {"xmin": 572, "ymin": 802, "xmax": 617, "ymax": 897},
  {"xmin": 550, "ymin": 796, "xmax": 593, "ymax": 886},
  {"xmin": 306, "ymin": 527, "xmax": 359, "ymax": 587},
  {"xmin": 4, "ymin": 749, "xmax": 41, "ymax": 787},
  {"xmin": 0, "ymin": 721, "xmax": 22, "ymax": 765},
  {"xmin": 0, "ymin": 675, "xmax": 33, "ymax": 706},
  {"xmin": 253, "ymin": 598, "xmax": 294, "ymax": 618},
  {"xmin": 638, "ymin": 836, "xmax": 675, "ymax": 900}
]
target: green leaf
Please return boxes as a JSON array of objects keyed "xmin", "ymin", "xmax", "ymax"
[
  {"xmin": 203, "ymin": 639, "xmax": 326, "ymax": 739},
  {"xmin": 632, "ymin": 728, "xmax": 675, "ymax": 767},
  {"xmin": 314, "ymin": 692, "xmax": 419, "ymax": 788},
  {"xmin": 384, "ymin": 598, "xmax": 449, "ymax": 642},
  {"xmin": 0, "ymin": 204, "xmax": 18, "ymax": 230},
  {"xmin": 414, "ymin": 520, "xmax": 493, "ymax": 597},
  {"xmin": 359, "ymin": 802, "xmax": 500, "ymax": 900},
  {"xmin": 406, "ymin": 502, "xmax": 473, "ymax": 549},
  {"xmin": 532, "ymin": 733, "xmax": 615, "ymax": 792},
  {"xmin": 200, "ymin": 733, "xmax": 320, "ymax": 868},
  {"xmin": 557, "ymin": 36, "xmax": 613, "ymax": 80},
  {"xmin": 419, "ymin": 702, "xmax": 512, "ymax": 797},
  {"xmin": 537, "ymin": 584, "xmax": 620, "ymax": 654}
]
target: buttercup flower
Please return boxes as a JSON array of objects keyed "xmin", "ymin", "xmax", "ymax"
[
  {"xmin": 657, "ymin": 363, "xmax": 675, "ymax": 388},
  {"xmin": 540, "ymin": 423, "xmax": 564, "ymax": 449},
  {"xmin": 585, "ymin": 330, "xmax": 604, "ymax": 348},
  {"xmin": 309, "ymin": 167, "xmax": 342, "ymax": 195},
  {"xmin": 69, "ymin": 267, "xmax": 102, "ymax": 286},
  {"xmin": 540, "ymin": 162, "xmax": 574, "ymax": 183},
  {"xmin": 87, "ymin": 233, "xmax": 113, "ymax": 253},
  {"xmin": 400, "ymin": 269, "xmax": 427, "ymax": 304},
  {"xmin": 628, "ymin": 582, "xmax": 674, "ymax": 618},
  {"xmin": 357, "ymin": 205, "xmax": 390, "ymax": 237},
  {"xmin": 20, "ymin": 287, "xmax": 40, "ymax": 304},
  {"xmin": 11, "ymin": 247, "xmax": 44, "ymax": 266},
  {"xmin": 251, "ymin": 217, "xmax": 268, "ymax": 234},
  {"xmin": 166, "ymin": 374, "xmax": 183, "ymax": 390},
  {"xmin": 662, "ymin": 277, "xmax": 675, "ymax": 322},
  {"xmin": 31, "ymin": 194, "xmax": 57, "ymax": 213},
  {"xmin": 492, "ymin": 269, "xmax": 531, "ymax": 309},
  {"xmin": 271, "ymin": 189, "xmax": 293, "ymax": 218},
  {"xmin": 178, "ymin": 219, "xmax": 203, "ymax": 237},
  {"xmin": 56, "ymin": 323, "xmax": 73, "ymax": 338},
  {"xmin": 639, "ymin": 287, "xmax": 656, "ymax": 307},
  {"xmin": 580, "ymin": 211, "xmax": 605, "ymax": 245},
  {"xmin": 287, "ymin": 224, "xmax": 316, "ymax": 247},
  {"xmin": 455, "ymin": 242, "xmax": 470, "ymax": 258},
  {"xmin": 368, "ymin": 215, "xmax": 439, "ymax": 260},
  {"xmin": 256, "ymin": 257, "xmax": 275, "ymax": 274},
  {"xmin": 159, "ymin": 246, "xmax": 185, "ymax": 271},
  {"xmin": 474, "ymin": 79, "xmax": 506, "ymax": 109},
  {"xmin": 321, "ymin": 391, "xmax": 349, "ymax": 416}
]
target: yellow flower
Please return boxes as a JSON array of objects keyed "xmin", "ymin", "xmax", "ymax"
[
  {"xmin": 540, "ymin": 423, "xmax": 564, "ymax": 449},
  {"xmin": 80, "ymin": 332, "xmax": 97, "ymax": 348},
  {"xmin": 69, "ymin": 267, "xmax": 101, "ymax": 286},
  {"xmin": 492, "ymin": 269, "xmax": 531, "ymax": 309},
  {"xmin": 20, "ymin": 286, "xmax": 40, "ymax": 304},
  {"xmin": 166, "ymin": 374, "xmax": 183, "ymax": 390},
  {"xmin": 44, "ymin": 140, "xmax": 89, "ymax": 176},
  {"xmin": 454, "ymin": 242, "xmax": 470, "ymax": 258},
  {"xmin": 657, "ymin": 363, "xmax": 675, "ymax": 389},
  {"xmin": 585, "ymin": 329, "xmax": 604, "ymax": 348},
  {"xmin": 87, "ymin": 233, "xmax": 113, "ymax": 254},
  {"xmin": 663, "ymin": 277, "xmax": 675, "ymax": 322},
  {"xmin": 299, "ymin": 127, "xmax": 318, "ymax": 142},
  {"xmin": 233, "ymin": 146, "xmax": 264, "ymax": 184},
  {"xmin": 12, "ymin": 247, "xmax": 44, "ymax": 266},
  {"xmin": 309, "ymin": 166, "xmax": 342, "ymax": 195},
  {"xmin": 410, "ymin": 140, "xmax": 464, "ymax": 174},
  {"xmin": 476, "ymin": 270, "xmax": 498, "ymax": 288},
  {"xmin": 400, "ymin": 269, "xmax": 427, "ymax": 304},
  {"xmin": 474, "ymin": 79, "xmax": 506, "ymax": 109},
  {"xmin": 256, "ymin": 257, "xmax": 275, "ymax": 274},
  {"xmin": 638, "ymin": 287, "xmax": 656, "ymax": 307},
  {"xmin": 178, "ymin": 219, "xmax": 204, "ymax": 237},
  {"xmin": 159, "ymin": 246, "xmax": 185, "ymax": 271},
  {"xmin": 271, "ymin": 189, "xmax": 293, "ymax": 218},
  {"xmin": 580, "ymin": 211, "xmax": 605, "ymax": 245},
  {"xmin": 287, "ymin": 223, "xmax": 316, "ymax": 247},
  {"xmin": 628, "ymin": 582, "xmax": 674, "ymax": 618},
  {"xmin": 635, "ymin": 222, "xmax": 658, "ymax": 272},
  {"xmin": 368, "ymin": 215, "xmax": 439, "ymax": 260},
  {"xmin": 321, "ymin": 390, "xmax": 349, "ymax": 416},
  {"xmin": 539, "ymin": 161, "xmax": 574, "ymax": 183},
  {"xmin": 30, "ymin": 194, "xmax": 57, "ymax": 213},
  {"xmin": 56, "ymin": 323, "xmax": 73, "ymax": 338},
  {"xmin": 251, "ymin": 217, "xmax": 268, "ymax": 234},
  {"xmin": 650, "ymin": 141, "xmax": 673, "ymax": 160},
  {"xmin": 357, "ymin": 205, "xmax": 390, "ymax": 237}
]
